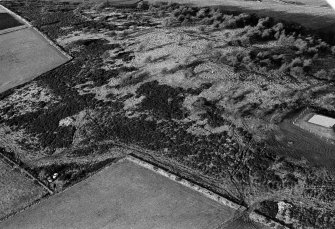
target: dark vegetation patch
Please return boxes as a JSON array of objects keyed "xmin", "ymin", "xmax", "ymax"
[
  {"xmin": 117, "ymin": 71, "xmax": 150, "ymax": 88},
  {"xmin": 1, "ymin": 1, "xmax": 334, "ymax": 227},
  {"xmin": 70, "ymin": 144, "xmax": 112, "ymax": 157},
  {"xmin": 258, "ymin": 200, "xmax": 279, "ymax": 219},
  {"xmin": 31, "ymin": 158, "xmax": 116, "ymax": 190},
  {"xmin": 135, "ymin": 81, "xmax": 188, "ymax": 119},
  {"xmin": 0, "ymin": 13, "xmax": 23, "ymax": 30}
]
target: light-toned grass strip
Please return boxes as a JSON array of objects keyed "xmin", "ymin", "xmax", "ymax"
[
  {"xmin": 126, "ymin": 154, "xmax": 290, "ymax": 229},
  {"xmin": 0, "ymin": 24, "xmax": 29, "ymax": 35},
  {"xmin": 126, "ymin": 155, "xmax": 245, "ymax": 211},
  {"xmin": 249, "ymin": 211, "xmax": 289, "ymax": 229}
]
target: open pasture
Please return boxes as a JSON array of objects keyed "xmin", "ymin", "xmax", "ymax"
[
  {"xmin": 0, "ymin": 159, "xmax": 241, "ymax": 229},
  {"xmin": 0, "ymin": 27, "xmax": 69, "ymax": 93},
  {"xmin": 0, "ymin": 159, "xmax": 46, "ymax": 221}
]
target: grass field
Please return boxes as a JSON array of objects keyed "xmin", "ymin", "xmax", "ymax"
[
  {"xmin": 0, "ymin": 160, "xmax": 46, "ymax": 220},
  {"xmin": 0, "ymin": 159, "xmax": 243, "ymax": 229},
  {"xmin": 0, "ymin": 27, "xmax": 69, "ymax": 93}
]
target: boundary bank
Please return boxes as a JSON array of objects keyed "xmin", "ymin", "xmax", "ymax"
[{"xmin": 125, "ymin": 154, "xmax": 289, "ymax": 229}]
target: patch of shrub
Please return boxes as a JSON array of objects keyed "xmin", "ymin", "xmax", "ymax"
[
  {"xmin": 198, "ymin": 25, "xmax": 206, "ymax": 32},
  {"xmin": 315, "ymin": 40, "xmax": 329, "ymax": 52},
  {"xmin": 161, "ymin": 67, "xmax": 169, "ymax": 74},
  {"xmin": 302, "ymin": 59, "xmax": 312, "ymax": 71},
  {"xmin": 196, "ymin": 8, "xmax": 209, "ymax": 19},
  {"xmin": 294, "ymin": 38, "xmax": 308, "ymax": 54},
  {"xmin": 290, "ymin": 66, "xmax": 304, "ymax": 78},
  {"xmin": 144, "ymin": 55, "xmax": 153, "ymax": 63},
  {"xmin": 135, "ymin": 80, "xmax": 187, "ymax": 119},
  {"xmin": 272, "ymin": 22, "xmax": 284, "ymax": 32},
  {"xmin": 119, "ymin": 71, "xmax": 150, "ymax": 87},
  {"xmin": 331, "ymin": 46, "xmax": 335, "ymax": 55},
  {"xmin": 137, "ymin": 1, "xmax": 149, "ymax": 10},
  {"xmin": 278, "ymin": 33, "xmax": 296, "ymax": 46},
  {"xmin": 290, "ymin": 57, "xmax": 303, "ymax": 67},
  {"xmin": 314, "ymin": 69, "xmax": 328, "ymax": 79},
  {"xmin": 256, "ymin": 17, "xmax": 273, "ymax": 29}
]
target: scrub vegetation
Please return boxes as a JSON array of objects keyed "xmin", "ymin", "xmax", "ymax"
[{"xmin": 0, "ymin": 0, "xmax": 334, "ymax": 228}]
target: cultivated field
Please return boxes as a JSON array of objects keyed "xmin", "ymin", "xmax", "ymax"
[
  {"xmin": 0, "ymin": 27, "xmax": 69, "ymax": 93},
  {"xmin": 0, "ymin": 160, "xmax": 46, "ymax": 220},
  {"xmin": 0, "ymin": 159, "xmax": 243, "ymax": 229}
]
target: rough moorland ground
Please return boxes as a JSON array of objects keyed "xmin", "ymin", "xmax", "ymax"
[{"xmin": 0, "ymin": 1, "xmax": 335, "ymax": 228}]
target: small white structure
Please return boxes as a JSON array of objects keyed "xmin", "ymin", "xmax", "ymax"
[{"xmin": 308, "ymin": 114, "xmax": 335, "ymax": 128}]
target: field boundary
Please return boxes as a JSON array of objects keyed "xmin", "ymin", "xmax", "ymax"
[
  {"xmin": 0, "ymin": 155, "xmax": 123, "ymax": 223},
  {"xmin": 125, "ymin": 154, "xmax": 289, "ymax": 229},
  {"xmin": 126, "ymin": 155, "xmax": 244, "ymax": 210},
  {"xmin": 0, "ymin": 24, "xmax": 28, "ymax": 35},
  {"xmin": 0, "ymin": 151, "xmax": 53, "ymax": 195}
]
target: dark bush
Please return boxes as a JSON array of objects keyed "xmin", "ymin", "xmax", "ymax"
[{"xmin": 257, "ymin": 17, "xmax": 273, "ymax": 29}]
